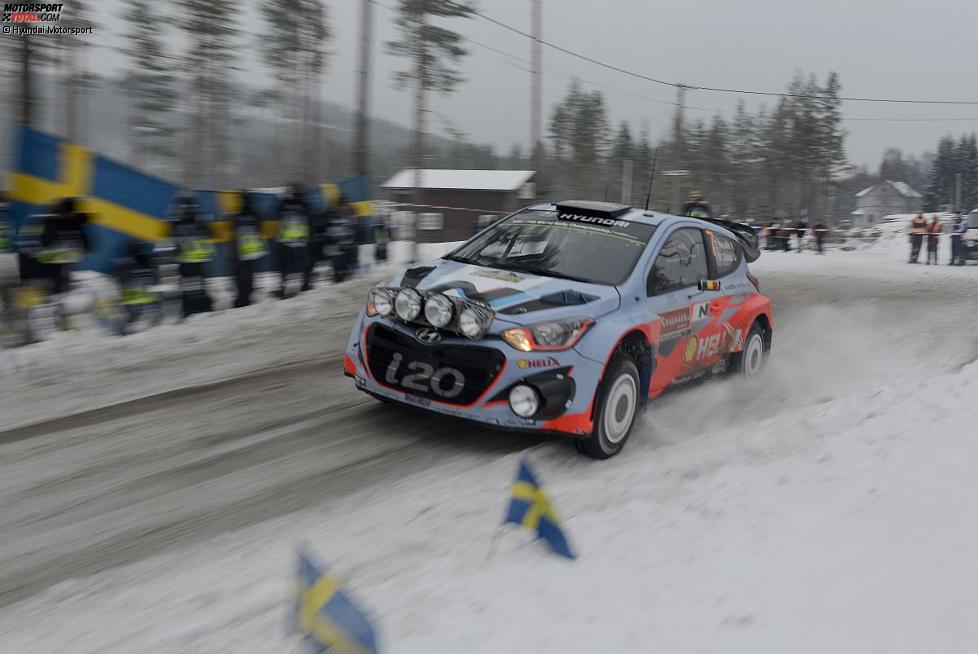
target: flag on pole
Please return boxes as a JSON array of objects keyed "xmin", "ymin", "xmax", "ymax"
[
  {"xmin": 504, "ymin": 458, "xmax": 576, "ymax": 559},
  {"xmin": 294, "ymin": 549, "xmax": 380, "ymax": 654}
]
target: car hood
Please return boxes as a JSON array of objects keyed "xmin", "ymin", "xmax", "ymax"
[{"xmin": 395, "ymin": 260, "xmax": 621, "ymax": 326}]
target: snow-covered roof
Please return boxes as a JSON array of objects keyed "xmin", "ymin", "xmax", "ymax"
[
  {"xmin": 382, "ymin": 169, "xmax": 536, "ymax": 192},
  {"xmin": 887, "ymin": 180, "xmax": 923, "ymax": 198},
  {"xmin": 854, "ymin": 181, "xmax": 923, "ymax": 199}
]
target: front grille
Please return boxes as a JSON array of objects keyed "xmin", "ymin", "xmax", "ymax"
[{"xmin": 365, "ymin": 324, "xmax": 505, "ymax": 406}]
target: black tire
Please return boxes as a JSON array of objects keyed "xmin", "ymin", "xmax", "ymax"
[
  {"xmin": 576, "ymin": 356, "xmax": 641, "ymax": 459},
  {"xmin": 729, "ymin": 322, "xmax": 767, "ymax": 378}
]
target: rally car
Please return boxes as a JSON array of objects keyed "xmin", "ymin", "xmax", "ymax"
[{"xmin": 344, "ymin": 201, "xmax": 773, "ymax": 459}]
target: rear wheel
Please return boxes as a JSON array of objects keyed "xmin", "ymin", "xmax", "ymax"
[
  {"xmin": 730, "ymin": 322, "xmax": 767, "ymax": 378},
  {"xmin": 576, "ymin": 357, "xmax": 640, "ymax": 459}
]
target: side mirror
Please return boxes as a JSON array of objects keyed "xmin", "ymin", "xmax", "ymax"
[{"xmin": 698, "ymin": 279, "xmax": 721, "ymax": 291}]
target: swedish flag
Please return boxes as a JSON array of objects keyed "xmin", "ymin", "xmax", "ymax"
[
  {"xmin": 504, "ymin": 458, "xmax": 576, "ymax": 560},
  {"xmin": 294, "ymin": 549, "xmax": 380, "ymax": 654},
  {"xmin": 8, "ymin": 126, "xmax": 178, "ymax": 272}
]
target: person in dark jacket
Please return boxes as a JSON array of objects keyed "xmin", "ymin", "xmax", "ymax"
[
  {"xmin": 812, "ymin": 221, "xmax": 829, "ymax": 254},
  {"xmin": 231, "ymin": 192, "xmax": 267, "ymax": 307},
  {"xmin": 326, "ymin": 196, "xmax": 357, "ymax": 283},
  {"xmin": 39, "ymin": 197, "xmax": 90, "ymax": 294},
  {"xmin": 171, "ymin": 193, "xmax": 214, "ymax": 317},
  {"xmin": 949, "ymin": 212, "xmax": 967, "ymax": 266},
  {"xmin": 926, "ymin": 215, "xmax": 942, "ymax": 265},
  {"xmin": 682, "ymin": 191, "xmax": 711, "ymax": 219},
  {"xmin": 275, "ymin": 184, "xmax": 311, "ymax": 298},
  {"xmin": 909, "ymin": 212, "xmax": 928, "ymax": 263},
  {"xmin": 795, "ymin": 219, "xmax": 808, "ymax": 253},
  {"xmin": 0, "ymin": 192, "xmax": 11, "ymax": 255}
]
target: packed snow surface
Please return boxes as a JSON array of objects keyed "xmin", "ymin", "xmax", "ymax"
[{"xmin": 2, "ymin": 236, "xmax": 977, "ymax": 653}]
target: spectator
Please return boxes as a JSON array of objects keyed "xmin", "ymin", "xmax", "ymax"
[
  {"xmin": 926, "ymin": 215, "xmax": 942, "ymax": 265},
  {"xmin": 682, "ymin": 191, "xmax": 711, "ymax": 219},
  {"xmin": 326, "ymin": 196, "xmax": 357, "ymax": 283},
  {"xmin": 812, "ymin": 221, "xmax": 829, "ymax": 254},
  {"xmin": 275, "ymin": 184, "xmax": 311, "ymax": 298},
  {"xmin": 171, "ymin": 193, "xmax": 214, "ymax": 317},
  {"xmin": 39, "ymin": 197, "xmax": 90, "ymax": 295},
  {"xmin": 231, "ymin": 192, "xmax": 267, "ymax": 308},
  {"xmin": 950, "ymin": 212, "xmax": 967, "ymax": 266},
  {"xmin": 796, "ymin": 218, "xmax": 808, "ymax": 253},
  {"xmin": 909, "ymin": 212, "xmax": 928, "ymax": 263}
]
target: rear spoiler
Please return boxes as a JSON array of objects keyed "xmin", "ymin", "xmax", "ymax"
[{"xmin": 698, "ymin": 218, "xmax": 761, "ymax": 263}]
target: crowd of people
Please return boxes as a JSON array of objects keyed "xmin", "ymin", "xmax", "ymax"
[
  {"xmin": 0, "ymin": 186, "xmax": 388, "ymax": 342},
  {"xmin": 907, "ymin": 211, "xmax": 969, "ymax": 266},
  {"xmin": 758, "ymin": 220, "xmax": 831, "ymax": 254}
]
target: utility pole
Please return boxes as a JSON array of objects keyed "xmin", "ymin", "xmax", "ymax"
[
  {"xmin": 353, "ymin": 0, "xmax": 373, "ymax": 177},
  {"xmin": 671, "ymin": 84, "xmax": 688, "ymax": 203},
  {"xmin": 412, "ymin": 7, "xmax": 427, "ymax": 209},
  {"xmin": 530, "ymin": 0, "xmax": 542, "ymax": 171},
  {"xmin": 621, "ymin": 159, "xmax": 633, "ymax": 205},
  {"xmin": 955, "ymin": 173, "xmax": 963, "ymax": 213}
]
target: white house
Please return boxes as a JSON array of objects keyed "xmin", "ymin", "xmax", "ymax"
[{"xmin": 851, "ymin": 180, "xmax": 923, "ymax": 228}]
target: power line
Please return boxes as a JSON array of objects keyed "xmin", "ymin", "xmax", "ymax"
[
  {"xmin": 367, "ymin": 0, "xmax": 711, "ymax": 114},
  {"xmin": 470, "ymin": 8, "xmax": 978, "ymax": 106}
]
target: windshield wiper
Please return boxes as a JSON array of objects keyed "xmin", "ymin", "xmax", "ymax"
[
  {"xmin": 443, "ymin": 253, "xmax": 481, "ymax": 265},
  {"xmin": 488, "ymin": 262, "xmax": 595, "ymax": 284}
]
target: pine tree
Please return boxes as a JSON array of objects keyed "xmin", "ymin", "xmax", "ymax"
[
  {"xmin": 260, "ymin": 0, "xmax": 331, "ymax": 183},
  {"xmin": 387, "ymin": 0, "xmax": 475, "ymax": 201},
  {"xmin": 178, "ymin": 0, "xmax": 239, "ymax": 187},
  {"xmin": 124, "ymin": 0, "xmax": 176, "ymax": 174},
  {"xmin": 925, "ymin": 136, "xmax": 956, "ymax": 211}
]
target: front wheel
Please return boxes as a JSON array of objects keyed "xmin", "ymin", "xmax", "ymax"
[{"xmin": 575, "ymin": 357, "xmax": 640, "ymax": 459}]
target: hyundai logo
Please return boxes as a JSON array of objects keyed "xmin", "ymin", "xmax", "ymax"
[{"xmin": 415, "ymin": 327, "xmax": 441, "ymax": 343}]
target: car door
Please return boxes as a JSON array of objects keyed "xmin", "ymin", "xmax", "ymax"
[
  {"xmin": 695, "ymin": 229, "xmax": 749, "ymax": 371},
  {"xmin": 645, "ymin": 226, "xmax": 720, "ymax": 393}
]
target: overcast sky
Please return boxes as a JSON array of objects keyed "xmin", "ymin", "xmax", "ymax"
[{"xmin": 91, "ymin": 0, "xmax": 978, "ymax": 169}]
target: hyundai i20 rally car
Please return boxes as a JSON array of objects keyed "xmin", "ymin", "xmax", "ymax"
[{"xmin": 344, "ymin": 201, "xmax": 773, "ymax": 459}]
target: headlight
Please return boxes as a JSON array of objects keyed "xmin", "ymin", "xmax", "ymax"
[
  {"xmin": 394, "ymin": 288, "xmax": 422, "ymax": 321},
  {"xmin": 501, "ymin": 318, "xmax": 594, "ymax": 351},
  {"xmin": 509, "ymin": 384, "xmax": 540, "ymax": 418},
  {"xmin": 424, "ymin": 293, "xmax": 454, "ymax": 328},
  {"xmin": 366, "ymin": 287, "xmax": 394, "ymax": 317},
  {"xmin": 458, "ymin": 304, "xmax": 493, "ymax": 339}
]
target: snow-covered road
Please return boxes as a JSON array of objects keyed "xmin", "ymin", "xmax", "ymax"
[{"xmin": 2, "ymin": 239, "xmax": 977, "ymax": 653}]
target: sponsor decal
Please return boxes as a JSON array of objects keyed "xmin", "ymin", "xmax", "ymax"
[
  {"xmin": 475, "ymin": 269, "xmax": 524, "ymax": 283},
  {"xmin": 722, "ymin": 321, "xmax": 745, "ymax": 351},
  {"xmin": 692, "ymin": 300, "xmax": 710, "ymax": 321},
  {"xmin": 402, "ymin": 392, "xmax": 432, "ymax": 408},
  {"xmin": 683, "ymin": 332, "xmax": 726, "ymax": 363},
  {"xmin": 517, "ymin": 356, "xmax": 560, "ymax": 369},
  {"xmin": 557, "ymin": 212, "xmax": 631, "ymax": 229},
  {"xmin": 660, "ymin": 307, "xmax": 691, "ymax": 338},
  {"xmin": 415, "ymin": 327, "xmax": 441, "ymax": 343}
]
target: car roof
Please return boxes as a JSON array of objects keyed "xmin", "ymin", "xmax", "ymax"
[{"xmin": 525, "ymin": 201, "xmax": 714, "ymax": 229}]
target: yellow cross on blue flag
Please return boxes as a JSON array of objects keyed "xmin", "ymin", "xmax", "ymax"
[
  {"xmin": 294, "ymin": 549, "xmax": 380, "ymax": 654},
  {"xmin": 504, "ymin": 458, "xmax": 576, "ymax": 559}
]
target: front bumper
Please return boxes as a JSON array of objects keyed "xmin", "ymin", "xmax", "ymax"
[{"xmin": 344, "ymin": 315, "xmax": 603, "ymax": 435}]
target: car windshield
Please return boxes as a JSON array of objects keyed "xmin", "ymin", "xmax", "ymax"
[
  {"xmin": 968, "ymin": 212, "xmax": 978, "ymax": 228},
  {"xmin": 448, "ymin": 209, "xmax": 656, "ymax": 286}
]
